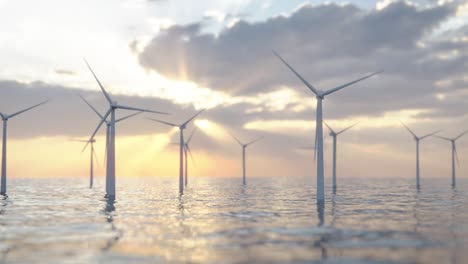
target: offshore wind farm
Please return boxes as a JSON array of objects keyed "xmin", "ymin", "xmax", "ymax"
[{"xmin": 1, "ymin": 0, "xmax": 468, "ymax": 263}]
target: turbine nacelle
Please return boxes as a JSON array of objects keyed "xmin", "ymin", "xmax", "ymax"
[{"xmin": 316, "ymin": 91, "xmax": 326, "ymax": 99}]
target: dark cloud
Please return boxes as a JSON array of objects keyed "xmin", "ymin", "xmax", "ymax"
[
  {"xmin": 0, "ymin": 80, "xmax": 185, "ymax": 139},
  {"xmin": 137, "ymin": 1, "xmax": 467, "ymax": 121},
  {"xmin": 0, "ymin": 80, "xmax": 293, "ymax": 154}
]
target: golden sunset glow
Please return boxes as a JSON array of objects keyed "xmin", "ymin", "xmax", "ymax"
[
  {"xmin": 195, "ymin": 119, "xmax": 229, "ymax": 141},
  {"xmin": 0, "ymin": 0, "xmax": 466, "ymax": 182}
]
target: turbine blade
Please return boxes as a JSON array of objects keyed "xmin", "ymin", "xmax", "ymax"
[
  {"xmin": 323, "ymin": 121, "xmax": 334, "ymax": 134},
  {"xmin": 79, "ymin": 94, "xmax": 105, "ymax": 120},
  {"xmin": 8, "ymin": 100, "xmax": 48, "ymax": 119},
  {"xmin": 181, "ymin": 129, "xmax": 185, "ymax": 146},
  {"xmin": 186, "ymin": 144, "xmax": 197, "ymax": 168},
  {"xmin": 186, "ymin": 127, "xmax": 198, "ymax": 144},
  {"xmin": 83, "ymin": 58, "xmax": 113, "ymax": 104},
  {"xmin": 321, "ymin": 71, "xmax": 382, "ymax": 97},
  {"xmin": 182, "ymin": 109, "xmax": 206, "ymax": 127},
  {"xmin": 229, "ymin": 132, "xmax": 243, "ymax": 146},
  {"xmin": 401, "ymin": 122, "xmax": 417, "ymax": 138},
  {"xmin": 147, "ymin": 117, "xmax": 178, "ymax": 127},
  {"xmin": 70, "ymin": 139, "xmax": 89, "ymax": 143},
  {"xmin": 0, "ymin": 112, "xmax": 5, "ymax": 120},
  {"xmin": 272, "ymin": 50, "xmax": 320, "ymax": 96},
  {"xmin": 82, "ymin": 109, "xmax": 111, "ymax": 152},
  {"xmin": 92, "ymin": 146, "xmax": 100, "ymax": 168},
  {"xmin": 115, "ymin": 104, "xmax": 169, "ymax": 115},
  {"xmin": 455, "ymin": 128, "xmax": 468, "ymax": 140},
  {"xmin": 454, "ymin": 144, "xmax": 460, "ymax": 167},
  {"xmin": 420, "ymin": 130, "xmax": 441, "ymax": 140},
  {"xmin": 115, "ymin": 111, "xmax": 142, "ymax": 123},
  {"xmin": 246, "ymin": 136, "xmax": 263, "ymax": 147},
  {"xmin": 337, "ymin": 122, "xmax": 359, "ymax": 135},
  {"xmin": 435, "ymin": 135, "xmax": 452, "ymax": 141},
  {"xmin": 104, "ymin": 129, "xmax": 109, "ymax": 167}
]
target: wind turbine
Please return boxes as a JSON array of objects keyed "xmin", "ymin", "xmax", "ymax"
[
  {"xmin": 83, "ymin": 59, "xmax": 168, "ymax": 198},
  {"xmin": 230, "ymin": 134, "xmax": 263, "ymax": 185},
  {"xmin": 273, "ymin": 50, "xmax": 380, "ymax": 203},
  {"xmin": 71, "ymin": 138, "xmax": 98, "ymax": 188},
  {"xmin": 0, "ymin": 101, "xmax": 48, "ymax": 195},
  {"xmin": 147, "ymin": 109, "xmax": 205, "ymax": 194},
  {"xmin": 401, "ymin": 122, "xmax": 440, "ymax": 189},
  {"xmin": 435, "ymin": 129, "xmax": 468, "ymax": 188},
  {"xmin": 79, "ymin": 95, "xmax": 142, "ymax": 194},
  {"xmin": 183, "ymin": 128, "xmax": 197, "ymax": 187},
  {"xmin": 324, "ymin": 121, "xmax": 358, "ymax": 193}
]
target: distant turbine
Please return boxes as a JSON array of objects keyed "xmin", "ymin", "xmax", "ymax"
[
  {"xmin": 0, "ymin": 101, "xmax": 48, "ymax": 195},
  {"xmin": 435, "ymin": 129, "xmax": 468, "ymax": 188},
  {"xmin": 148, "ymin": 109, "xmax": 205, "ymax": 194},
  {"xmin": 230, "ymin": 134, "xmax": 263, "ymax": 185},
  {"xmin": 401, "ymin": 122, "xmax": 440, "ymax": 189},
  {"xmin": 83, "ymin": 59, "xmax": 168, "ymax": 198},
  {"xmin": 324, "ymin": 121, "xmax": 358, "ymax": 193},
  {"xmin": 183, "ymin": 128, "xmax": 197, "ymax": 187},
  {"xmin": 72, "ymin": 138, "xmax": 97, "ymax": 188},
  {"xmin": 79, "ymin": 95, "xmax": 142, "ymax": 194},
  {"xmin": 274, "ymin": 50, "xmax": 380, "ymax": 202}
]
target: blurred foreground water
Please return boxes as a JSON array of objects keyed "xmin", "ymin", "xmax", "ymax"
[{"xmin": 0, "ymin": 177, "xmax": 467, "ymax": 263}]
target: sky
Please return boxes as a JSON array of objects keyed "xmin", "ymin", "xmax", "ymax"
[{"xmin": 0, "ymin": 0, "xmax": 467, "ymax": 181}]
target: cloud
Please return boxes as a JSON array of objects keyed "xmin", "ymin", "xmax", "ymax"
[
  {"xmin": 2, "ymin": 1, "xmax": 468, "ymax": 178},
  {"xmin": 0, "ymin": 80, "xmax": 184, "ymax": 139},
  {"xmin": 137, "ymin": 1, "xmax": 467, "ymax": 121},
  {"xmin": 0, "ymin": 79, "xmax": 301, "ymax": 149}
]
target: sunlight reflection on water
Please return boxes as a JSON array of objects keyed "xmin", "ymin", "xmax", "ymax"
[{"xmin": 0, "ymin": 177, "xmax": 467, "ymax": 263}]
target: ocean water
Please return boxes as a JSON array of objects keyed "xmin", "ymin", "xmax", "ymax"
[{"xmin": 0, "ymin": 177, "xmax": 467, "ymax": 264}]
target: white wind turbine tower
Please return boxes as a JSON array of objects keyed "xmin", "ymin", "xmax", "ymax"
[
  {"xmin": 72, "ymin": 138, "xmax": 98, "ymax": 188},
  {"xmin": 274, "ymin": 50, "xmax": 380, "ymax": 203},
  {"xmin": 230, "ymin": 134, "xmax": 263, "ymax": 185},
  {"xmin": 83, "ymin": 59, "xmax": 168, "ymax": 198},
  {"xmin": 435, "ymin": 128, "xmax": 468, "ymax": 188},
  {"xmin": 324, "ymin": 121, "xmax": 358, "ymax": 193},
  {"xmin": 80, "ymin": 95, "xmax": 142, "ymax": 194},
  {"xmin": 0, "ymin": 101, "xmax": 48, "ymax": 195},
  {"xmin": 401, "ymin": 122, "xmax": 440, "ymax": 189},
  {"xmin": 183, "ymin": 128, "xmax": 197, "ymax": 187},
  {"xmin": 148, "ymin": 109, "xmax": 205, "ymax": 194}
]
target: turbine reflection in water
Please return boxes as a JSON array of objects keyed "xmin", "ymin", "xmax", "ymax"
[
  {"xmin": 0, "ymin": 178, "xmax": 468, "ymax": 263},
  {"xmin": 101, "ymin": 197, "xmax": 122, "ymax": 252},
  {"xmin": 316, "ymin": 200, "xmax": 328, "ymax": 261}
]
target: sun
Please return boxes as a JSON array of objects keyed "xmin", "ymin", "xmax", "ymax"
[{"xmin": 194, "ymin": 119, "xmax": 228, "ymax": 141}]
